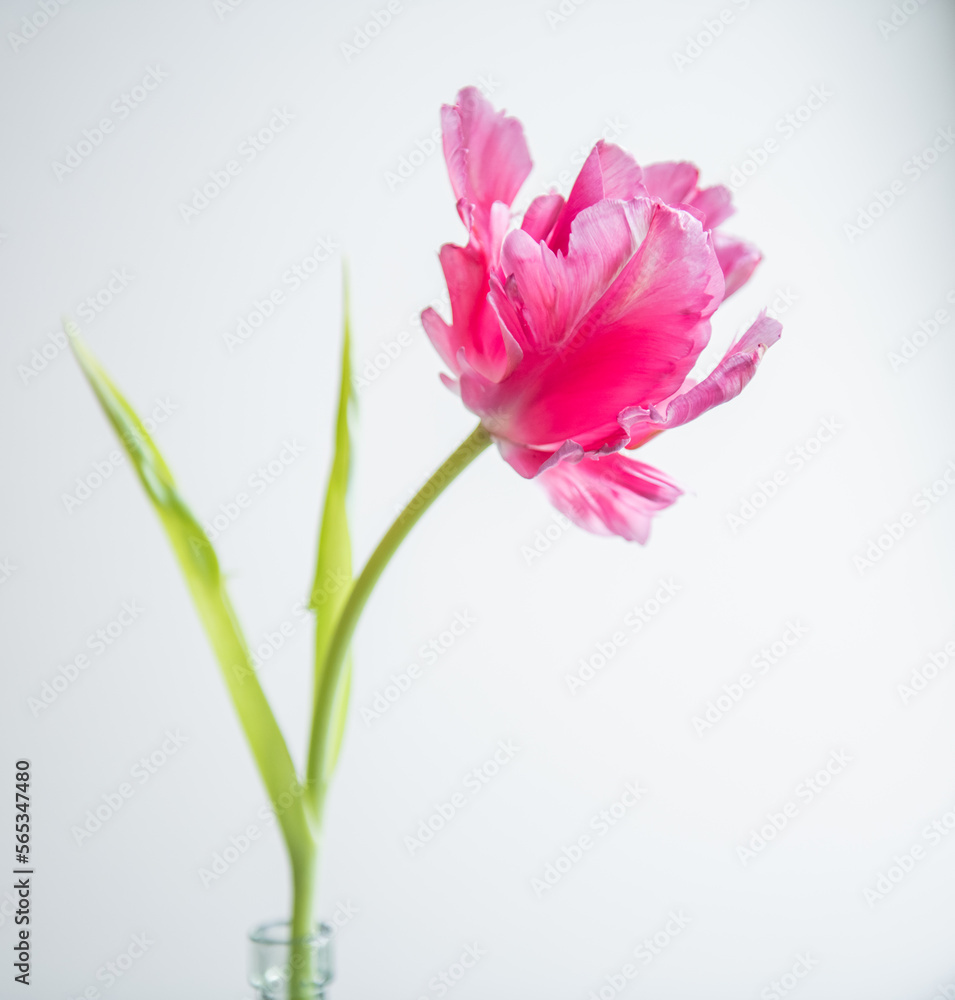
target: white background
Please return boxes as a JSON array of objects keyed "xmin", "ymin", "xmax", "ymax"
[{"xmin": 2, "ymin": 0, "xmax": 955, "ymax": 997}]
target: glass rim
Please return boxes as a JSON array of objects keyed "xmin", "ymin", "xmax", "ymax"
[{"xmin": 248, "ymin": 920, "xmax": 333, "ymax": 946}]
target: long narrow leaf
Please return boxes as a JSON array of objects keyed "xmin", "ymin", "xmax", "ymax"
[
  {"xmin": 305, "ymin": 269, "xmax": 356, "ymax": 808},
  {"xmin": 67, "ymin": 323, "xmax": 314, "ymax": 862}
]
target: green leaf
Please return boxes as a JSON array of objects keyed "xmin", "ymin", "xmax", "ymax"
[
  {"xmin": 67, "ymin": 322, "xmax": 315, "ymax": 863},
  {"xmin": 305, "ymin": 267, "xmax": 356, "ymax": 809}
]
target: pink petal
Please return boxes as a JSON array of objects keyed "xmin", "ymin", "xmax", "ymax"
[
  {"xmin": 497, "ymin": 198, "xmax": 646, "ymax": 353},
  {"xmin": 436, "ymin": 242, "xmax": 514, "ymax": 381},
  {"xmin": 493, "ymin": 200, "xmax": 723, "ymax": 449},
  {"xmin": 497, "ymin": 439, "xmax": 583, "ymax": 479},
  {"xmin": 624, "ymin": 377, "xmax": 696, "ymax": 450},
  {"xmin": 521, "ymin": 193, "xmax": 565, "ymax": 243},
  {"xmin": 439, "ymin": 371, "xmax": 461, "ymax": 395},
  {"xmin": 442, "ymin": 87, "xmax": 532, "ymax": 250},
  {"xmin": 687, "ymin": 184, "xmax": 735, "ymax": 230},
  {"xmin": 619, "ymin": 312, "xmax": 782, "ymax": 437},
  {"xmin": 713, "ymin": 231, "xmax": 762, "ymax": 297},
  {"xmin": 641, "ymin": 161, "xmax": 699, "ymax": 204},
  {"xmin": 548, "ymin": 141, "xmax": 645, "ymax": 255},
  {"xmin": 539, "ymin": 452, "xmax": 683, "ymax": 543},
  {"xmin": 421, "ymin": 307, "xmax": 458, "ymax": 373}
]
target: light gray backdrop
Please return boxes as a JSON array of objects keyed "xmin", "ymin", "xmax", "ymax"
[{"xmin": 2, "ymin": 0, "xmax": 954, "ymax": 997}]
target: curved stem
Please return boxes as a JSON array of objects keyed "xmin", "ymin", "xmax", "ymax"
[{"xmin": 305, "ymin": 422, "xmax": 491, "ymax": 818}]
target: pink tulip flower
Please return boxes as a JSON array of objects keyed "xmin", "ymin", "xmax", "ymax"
[{"xmin": 422, "ymin": 87, "xmax": 781, "ymax": 543}]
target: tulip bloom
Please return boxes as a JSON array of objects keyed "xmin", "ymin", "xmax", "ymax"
[{"xmin": 423, "ymin": 87, "xmax": 781, "ymax": 542}]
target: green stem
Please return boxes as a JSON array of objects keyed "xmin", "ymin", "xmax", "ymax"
[
  {"xmin": 284, "ymin": 423, "xmax": 490, "ymax": 997},
  {"xmin": 288, "ymin": 846, "xmax": 318, "ymax": 1000},
  {"xmin": 305, "ymin": 422, "xmax": 492, "ymax": 819}
]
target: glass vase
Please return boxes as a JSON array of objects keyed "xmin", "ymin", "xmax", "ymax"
[{"xmin": 247, "ymin": 920, "xmax": 333, "ymax": 999}]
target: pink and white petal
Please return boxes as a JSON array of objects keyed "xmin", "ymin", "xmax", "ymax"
[
  {"xmin": 499, "ymin": 198, "xmax": 645, "ymax": 352},
  {"xmin": 521, "ymin": 193, "xmax": 565, "ymax": 243},
  {"xmin": 441, "ymin": 103, "xmax": 470, "ymax": 231},
  {"xmin": 496, "ymin": 439, "xmax": 583, "ymax": 479},
  {"xmin": 438, "ymin": 372, "xmax": 461, "ymax": 395},
  {"xmin": 713, "ymin": 231, "xmax": 762, "ymax": 297},
  {"xmin": 624, "ymin": 377, "xmax": 695, "ymax": 449},
  {"xmin": 421, "ymin": 307, "xmax": 459, "ymax": 374},
  {"xmin": 581, "ymin": 202, "xmax": 724, "ymax": 341},
  {"xmin": 497, "ymin": 201, "xmax": 724, "ymax": 449},
  {"xmin": 619, "ymin": 312, "xmax": 782, "ymax": 436},
  {"xmin": 590, "ymin": 141, "xmax": 646, "ymax": 202},
  {"xmin": 458, "ymin": 352, "xmax": 518, "ymax": 431},
  {"xmin": 497, "ymin": 440, "xmax": 556, "ymax": 478},
  {"xmin": 442, "ymin": 87, "xmax": 532, "ymax": 249},
  {"xmin": 539, "ymin": 452, "xmax": 683, "ymax": 543},
  {"xmin": 687, "ymin": 184, "xmax": 735, "ymax": 230},
  {"xmin": 641, "ymin": 161, "xmax": 699, "ymax": 205},
  {"xmin": 438, "ymin": 242, "xmax": 512, "ymax": 381},
  {"xmin": 547, "ymin": 141, "xmax": 645, "ymax": 255},
  {"xmin": 487, "ymin": 273, "xmax": 525, "ymax": 354},
  {"xmin": 487, "ymin": 201, "xmax": 512, "ymax": 268}
]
